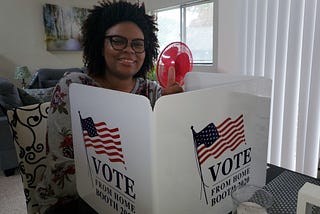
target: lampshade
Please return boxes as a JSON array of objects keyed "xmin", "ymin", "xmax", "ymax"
[{"xmin": 15, "ymin": 66, "xmax": 31, "ymax": 80}]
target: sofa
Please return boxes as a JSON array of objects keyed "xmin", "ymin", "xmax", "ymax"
[
  {"xmin": 0, "ymin": 77, "xmax": 41, "ymax": 176},
  {"xmin": 28, "ymin": 67, "xmax": 84, "ymax": 89},
  {"xmin": 0, "ymin": 67, "xmax": 84, "ymax": 176}
]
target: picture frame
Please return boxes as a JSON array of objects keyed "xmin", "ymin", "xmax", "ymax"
[{"xmin": 42, "ymin": 4, "xmax": 89, "ymax": 51}]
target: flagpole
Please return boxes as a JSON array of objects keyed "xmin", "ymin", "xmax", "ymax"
[
  {"xmin": 79, "ymin": 111, "xmax": 94, "ymax": 187},
  {"xmin": 191, "ymin": 126, "xmax": 208, "ymax": 204}
]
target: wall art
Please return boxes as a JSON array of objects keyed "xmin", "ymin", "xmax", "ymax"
[{"xmin": 43, "ymin": 4, "xmax": 89, "ymax": 51}]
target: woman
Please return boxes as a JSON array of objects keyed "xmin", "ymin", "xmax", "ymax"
[{"xmin": 36, "ymin": 1, "xmax": 182, "ymax": 213}]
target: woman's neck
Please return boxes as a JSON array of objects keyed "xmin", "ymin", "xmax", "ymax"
[{"xmin": 93, "ymin": 75, "xmax": 136, "ymax": 93}]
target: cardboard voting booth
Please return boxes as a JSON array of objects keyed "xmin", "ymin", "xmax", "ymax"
[{"xmin": 70, "ymin": 72, "xmax": 272, "ymax": 214}]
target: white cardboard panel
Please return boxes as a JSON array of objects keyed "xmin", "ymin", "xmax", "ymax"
[
  {"xmin": 70, "ymin": 84, "xmax": 154, "ymax": 214},
  {"xmin": 153, "ymin": 87, "xmax": 270, "ymax": 213},
  {"xmin": 70, "ymin": 73, "xmax": 271, "ymax": 214}
]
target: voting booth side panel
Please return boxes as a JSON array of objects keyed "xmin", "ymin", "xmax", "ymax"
[
  {"xmin": 152, "ymin": 85, "xmax": 271, "ymax": 214},
  {"xmin": 184, "ymin": 72, "xmax": 255, "ymax": 91},
  {"xmin": 184, "ymin": 72, "xmax": 272, "ymax": 98},
  {"xmin": 70, "ymin": 84, "xmax": 154, "ymax": 214}
]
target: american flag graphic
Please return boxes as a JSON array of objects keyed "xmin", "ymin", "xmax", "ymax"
[
  {"xmin": 191, "ymin": 114, "xmax": 245, "ymax": 165},
  {"xmin": 80, "ymin": 116, "xmax": 125, "ymax": 165}
]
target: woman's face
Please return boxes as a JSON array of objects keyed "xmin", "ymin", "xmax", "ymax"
[{"xmin": 104, "ymin": 21, "xmax": 145, "ymax": 80}]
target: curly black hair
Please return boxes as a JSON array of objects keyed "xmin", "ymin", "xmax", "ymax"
[{"xmin": 81, "ymin": 0, "xmax": 159, "ymax": 79}]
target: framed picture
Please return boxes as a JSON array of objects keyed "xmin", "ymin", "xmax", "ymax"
[{"xmin": 43, "ymin": 4, "xmax": 89, "ymax": 51}]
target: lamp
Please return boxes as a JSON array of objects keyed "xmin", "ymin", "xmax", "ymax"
[{"xmin": 15, "ymin": 66, "xmax": 31, "ymax": 88}]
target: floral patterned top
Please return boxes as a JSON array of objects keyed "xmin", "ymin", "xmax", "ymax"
[{"xmin": 36, "ymin": 72, "xmax": 162, "ymax": 213}]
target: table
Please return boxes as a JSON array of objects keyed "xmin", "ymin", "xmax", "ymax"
[
  {"xmin": 264, "ymin": 164, "xmax": 320, "ymax": 213},
  {"xmin": 46, "ymin": 164, "xmax": 320, "ymax": 214}
]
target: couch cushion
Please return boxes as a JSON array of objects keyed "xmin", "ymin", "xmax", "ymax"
[
  {"xmin": 0, "ymin": 77, "xmax": 23, "ymax": 116},
  {"xmin": 42, "ymin": 80, "xmax": 59, "ymax": 88},
  {"xmin": 28, "ymin": 67, "xmax": 84, "ymax": 89}
]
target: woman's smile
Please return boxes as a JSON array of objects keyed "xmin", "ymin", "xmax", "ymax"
[{"xmin": 118, "ymin": 57, "xmax": 136, "ymax": 65}]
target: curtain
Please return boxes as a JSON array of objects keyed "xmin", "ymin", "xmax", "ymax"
[{"xmin": 238, "ymin": 0, "xmax": 320, "ymax": 177}]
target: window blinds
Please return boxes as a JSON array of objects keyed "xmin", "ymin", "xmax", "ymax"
[{"xmin": 238, "ymin": 0, "xmax": 320, "ymax": 177}]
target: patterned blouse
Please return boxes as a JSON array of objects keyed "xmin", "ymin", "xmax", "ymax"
[{"xmin": 36, "ymin": 72, "xmax": 162, "ymax": 213}]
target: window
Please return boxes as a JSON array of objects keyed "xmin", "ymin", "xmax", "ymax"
[{"xmin": 155, "ymin": 1, "xmax": 214, "ymax": 64}]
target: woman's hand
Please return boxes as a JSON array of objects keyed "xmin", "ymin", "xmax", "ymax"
[{"xmin": 161, "ymin": 66, "xmax": 184, "ymax": 95}]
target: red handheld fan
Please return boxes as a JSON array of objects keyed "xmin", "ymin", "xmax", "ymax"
[{"xmin": 156, "ymin": 42, "xmax": 193, "ymax": 87}]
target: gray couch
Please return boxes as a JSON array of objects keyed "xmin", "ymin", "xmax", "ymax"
[
  {"xmin": 28, "ymin": 67, "xmax": 84, "ymax": 89},
  {"xmin": 0, "ymin": 67, "xmax": 84, "ymax": 176},
  {"xmin": 0, "ymin": 77, "xmax": 40, "ymax": 176},
  {"xmin": 0, "ymin": 78, "xmax": 21, "ymax": 176},
  {"xmin": 0, "ymin": 77, "xmax": 53, "ymax": 176},
  {"xmin": 0, "ymin": 114, "xmax": 17, "ymax": 176}
]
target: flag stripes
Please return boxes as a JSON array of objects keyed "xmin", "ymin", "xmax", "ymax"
[
  {"xmin": 195, "ymin": 115, "xmax": 245, "ymax": 165},
  {"xmin": 81, "ymin": 117, "xmax": 125, "ymax": 164}
]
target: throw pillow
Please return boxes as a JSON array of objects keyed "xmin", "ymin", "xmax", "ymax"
[
  {"xmin": 17, "ymin": 88, "xmax": 41, "ymax": 106},
  {"xmin": 6, "ymin": 102, "xmax": 50, "ymax": 214},
  {"xmin": 23, "ymin": 87, "xmax": 54, "ymax": 103}
]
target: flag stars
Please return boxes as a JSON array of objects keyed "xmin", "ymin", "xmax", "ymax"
[
  {"xmin": 81, "ymin": 117, "xmax": 98, "ymax": 137},
  {"xmin": 193, "ymin": 123, "xmax": 220, "ymax": 148}
]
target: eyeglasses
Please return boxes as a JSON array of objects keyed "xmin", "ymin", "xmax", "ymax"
[{"xmin": 105, "ymin": 35, "xmax": 145, "ymax": 53}]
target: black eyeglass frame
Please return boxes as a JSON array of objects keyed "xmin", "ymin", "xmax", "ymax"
[{"xmin": 105, "ymin": 35, "xmax": 146, "ymax": 54}]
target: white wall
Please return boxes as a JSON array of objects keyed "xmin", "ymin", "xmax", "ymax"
[
  {"xmin": 0, "ymin": 0, "xmax": 240, "ymax": 86},
  {"xmin": 0, "ymin": 0, "xmax": 99, "ymax": 85},
  {"xmin": 217, "ymin": 0, "xmax": 241, "ymax": 74}
]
